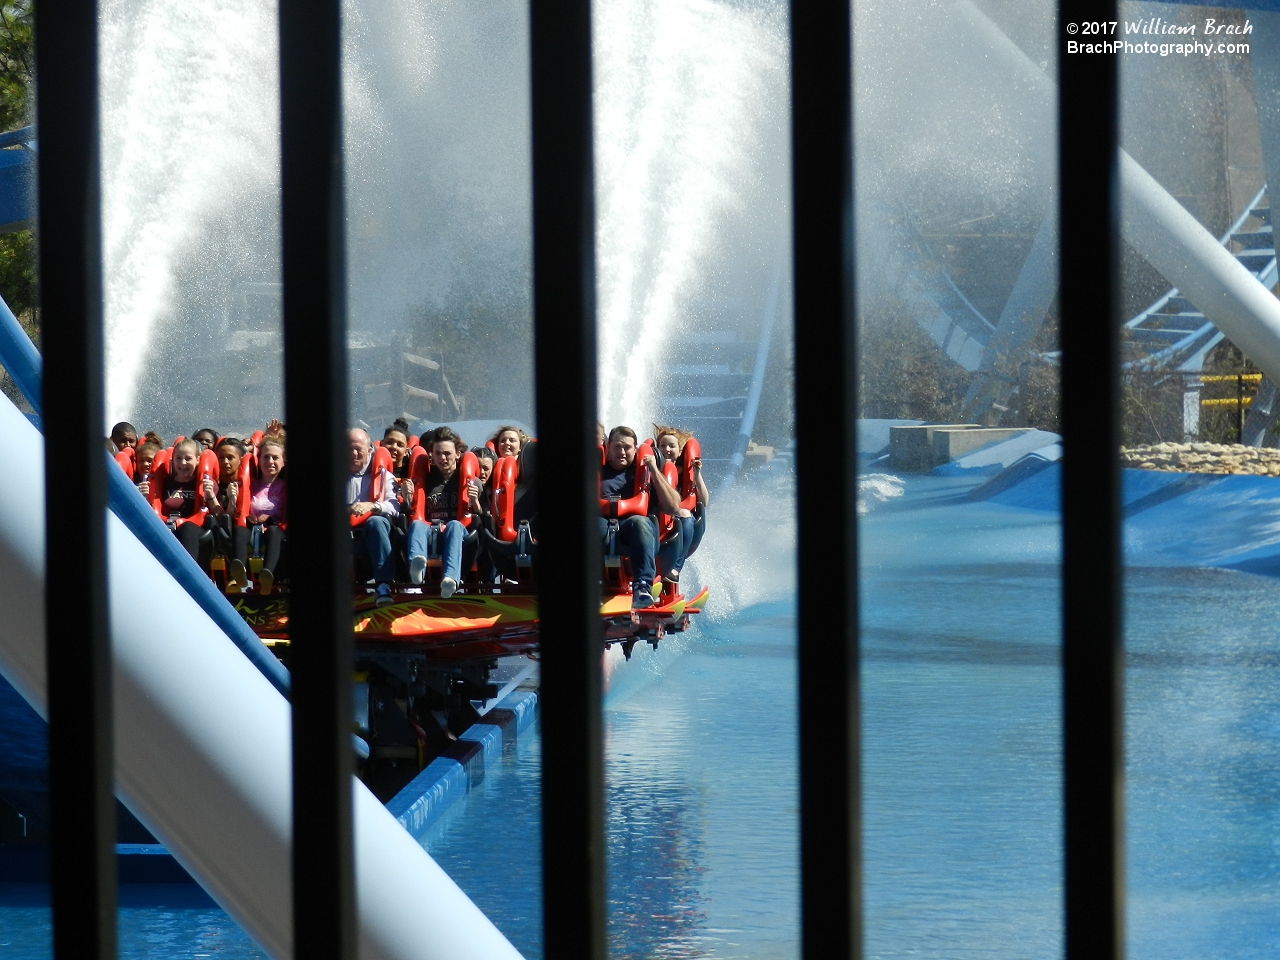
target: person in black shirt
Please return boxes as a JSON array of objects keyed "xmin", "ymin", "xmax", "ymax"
[
  {"xmin": 192, "ymin": 427, "xmax": 219, "ymax": 452},
  {"xmin": 110, "ymin": 421, "xmax": 138, "ymax": 453},
  {"xmin": 599, "ymin": 425, "xmax": 658, "ymax": 608},
  {"xmin": 383, "ymin": 419, "xmax": 413, "ymax": 480},
  {"xmin": 406, "ymin": 430, "xmax": 469, "ymax": 597},
  {"xmin": 159, "ymin": 439, "xmax": 206, "ymax": 564},
  {"xmin": 468, "ymin": 447, "xmax": 499, "ymax": 583}
]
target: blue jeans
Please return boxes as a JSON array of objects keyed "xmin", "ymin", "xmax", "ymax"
[
  {"xmin": 686, "ymin": 506, "xmax": 706, "ymax": 561},
  {"xmin": 354, "ymin": 514, "xmax": 394, "ymax": 584},
  {"xmin": 600, "ymin": 514, "xmax": 657, "ymax": 586},
  {"xmin": 408, "ymin": 519, "xmax": 466, "ymax": 582},
  {"xmin": 659, "ymin": 516, "xmax": 691, "ymax": 579}
]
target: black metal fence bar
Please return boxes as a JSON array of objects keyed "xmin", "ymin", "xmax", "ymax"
[
  {"xmin": 529, "ymin": 0, "xmax": 606, "ymax": 955},
  {"xmin": 35, "ymin": 1, "xmax": 115, "ymax": 957},
  {"xmin": 791, "ymin": 0, "xmax": 860, "ymax": 957},
  {"xmin": 1059, "ymin": 2, "xmax": 1124, "ymax": 958},
  {"xmin": 278, "ymin": 1, "xmax": 356, "ymax": 957}
]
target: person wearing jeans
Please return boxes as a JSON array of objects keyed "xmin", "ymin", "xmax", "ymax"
[
  {"xmin": 407, "ymin": 428, "xmax": 469, "ymax": 599},
  {"xmin": 407, "ymin": 518, "xmax": 466, "ymax": 596},
  {"xmin": 347, "ymin": 428, "xmax": 399, "ymax": 605},
  {"xmin": 599, "ymin": 426, "xmax": 659, "ymax": 608},
  {"xmin": 599, "ymin": 513, "xmax": 658, "ymax": 594}
]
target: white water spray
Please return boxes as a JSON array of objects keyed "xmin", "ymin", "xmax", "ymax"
[
  {"xmin": 99, "ymin": 0, "xmax": 280, "ymax": 426},
  {"xmin": 99, "ymin": 0, "xmax": 532, "ymax": 434},
  {"xmin": 99, "ymin": 0, "xmax": 788, "ymax": 435},
  {"xmin": 98, "ymin": 0, "xmax": 795, "ymax": 627},
  {"xmin": 593, "ymin": 0, "xmax": 790, "ymax": 431}
]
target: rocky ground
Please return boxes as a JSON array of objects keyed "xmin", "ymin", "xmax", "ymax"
[{"xmin": 1120, "ymin": 442, "xmax": 1280, "ymax": 475}]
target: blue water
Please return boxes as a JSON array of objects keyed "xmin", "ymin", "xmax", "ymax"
[
  {"xmin": 3, "ymin": 474, "xmax": 1280, "ymax": 957},
  {"xmin": 423, "ymin": 474, "xmax": 1280, "ymax": 958},
  {"xmin": 0, "ymin": 885, "xmax": 265, "ymax": 958},
  {"xmin": 421, "ymin": 609, "xmax": 800, "ymax": 960}
]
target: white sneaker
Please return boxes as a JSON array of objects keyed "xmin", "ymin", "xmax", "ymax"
[
  {"xmin": 440, "ymin": 577, "xmax": 458, "ymax": 599},
  {"xmin": 409, "ymin": 555, "xmax": 427, "ymax": 585}
]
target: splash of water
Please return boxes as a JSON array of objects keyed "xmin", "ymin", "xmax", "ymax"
[
  {"xmin": 99, "ymin": 0, "xmax": 788, "ymax": 437},
  {"xmin": 340, "ymin": 0, "xmax": 532, "ymax": 342},
  {"xmin": 685, "ymin": 465, "xmax": 796, "ymax": 620},
  {"xmin": 593, "ymin": 0, "xmax": 790, "ymax": 431},
  {"xmin": 99, "ymin": 0, "xmax": 280, "ymax": 426},
  {"xmin": 99, "ymin": 0, "xmax": 531, "ymax": 434},
  {"xmin": 858, "ymin": 473, "xmax": 905, "ymax": 515}
]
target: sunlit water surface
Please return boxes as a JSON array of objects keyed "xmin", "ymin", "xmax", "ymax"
[{"xmin": 2, "ymin": 477, "xmax": 1278, "ymax": 957}]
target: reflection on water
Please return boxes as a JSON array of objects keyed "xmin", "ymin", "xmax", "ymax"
[
  {"xmin": 861, "ymin": 490, "xmax": 1062, "ymax": 960},
  {"xmin": 422, "ymin": 609, "xmax": 800, "ymax": 960},
  {"xmin": 0, "ymin": 884, "xmax": 265, "ymax": 959},
  {"xmin": 1125, "ymin": 566, "xmax": 1280, "ymax": 959},
  {"xmin": 426, "ymin": 477, "xmax": 1280, "ymax": 960},
  {"xmin": 2, "ymin": 479, "xmax": 1277, "ymax": 957}
]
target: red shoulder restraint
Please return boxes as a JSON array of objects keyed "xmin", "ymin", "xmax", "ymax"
[
  {"xmin": 599, "ymin": 439, "xmax": 652, "ymax": 519},
  {"xmin": 490, "ymin": 455, "xmax": 519, "ymax": 541},
  {"xmin": 230, "ymin": 449, "xmax": 254, "ymax": 527},
  {"xmin": 148, "ymin": 448, "xmax": 217, "ymax": 528},
  {"xmin": 678, "ymin": 436, "xmax": 701, "ymax": 512},
  {"xmin": 656, "ymin": 459, "xmax": 679, "ymax": 539},
  {"xmin": 350, "ymin": 446, "xmax": 395, "ymax": 527},
  {"xmin": 114, "ymin": 447, "xmax": 136, "ymax": 481}
]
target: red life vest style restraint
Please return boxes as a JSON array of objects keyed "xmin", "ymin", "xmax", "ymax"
[
  {"xmin": 350, "ymin": 445, "xmax": 396, "ymax": 528},
  {"xmin": 407, "ymin": 445, "xmax": 430, "ymax": 501},
  {"xmin": 147, "ymin": 445, "xmax": 220, "ymax": 528},
  {"xmin": 409, "ymin": 449, "xmax": 479, "ymax": 528},
  {"xmin": 678, "ymin": 436, "xmax": 701, "ymax": 513},
  {"xmin": 490, "ymin": 455, "xmax": 519, "ymax": 542},
  {"xmin": 221, "ymin": 439, "xmax": 265, "ymax": 529},
  {"xmin": 655, "ymin": 458, "xmax": 680, "ymax": 540},
  {"xmin": 598, "ymin": 438, "xmax": 653, "ymax": 520},
  {"xmin": 114, "ymin": 446, "xmax": 136, "ymax": 481},
  {"xmin": 232, "ymin": 444, "xmax": 254, "ymax": 526}
]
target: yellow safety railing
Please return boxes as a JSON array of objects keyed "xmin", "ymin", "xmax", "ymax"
[{"xmin": 1199, "ymin": 372, "xmax": 1263, "ymax": 383}]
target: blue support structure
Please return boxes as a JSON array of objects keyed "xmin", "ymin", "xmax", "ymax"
[{"xmin": 0, "ymin": 302, "xmax": 292, "ymax": 698}]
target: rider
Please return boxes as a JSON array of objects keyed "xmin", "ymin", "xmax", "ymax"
[
  {"xmin": 205, "ymin": 437, "xmax": 245, "ymax": 583},
  {"xmin": 651, "ymin": 425, "xmax": 709, "ymax": 583},
  {"xmin": 347, "ymin": 428, "xmax": 399, "ymax": 606},
  {"xmin": 406, "ymin": 427, "xmax": 468, "ymax": 598},
  {"xmin": 383, "ymin": 419, "xmax": 413, "ymax": 479},
  {"xmin": 158, "ymin": 438, "xmax": 207, "ymax": 563},
  {"xmin": 191, "ymin": 427, "xmax": 219, "ymax": 452},
  {"xmin": 600, "ymin": 426, "xmax": 658, "ymax": 609},
  {"xmin": 469, "ymin": 447, "xmax": 498, "ymax": 583},
  {"xmin": 133, "ymin": 440, "xmax": 162, "ymax": 495},
  {"xmin": 110, "ymin": 421, "xmax": 138, "ymax": 453},
  {"xmin": 242, "ymin": 437, "xmax": 287, "ymax": 594},
  {"xmin": 642, "ymin": 431, "xmax": 687, "ymax": 590},
  {"xmin": 383, "ymin": 420, "xmax": 415, "ymax": 520},
  {"xmin": 489, "ymin": 424, "xmax": 526, "ymax": 459}
]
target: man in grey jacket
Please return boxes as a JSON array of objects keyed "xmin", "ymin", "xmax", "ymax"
[{"xmin": 348, "ymin": 428, "xmax": 399, "ymax": 605}]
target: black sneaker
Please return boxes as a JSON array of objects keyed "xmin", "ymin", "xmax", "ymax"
[
  {"xmin": 632, "ymin": 589, "xmax": 655, "ymax": 610},
  {"xmin": 375, "ymin": 583, "xmax": 394, "ymax": 607}
]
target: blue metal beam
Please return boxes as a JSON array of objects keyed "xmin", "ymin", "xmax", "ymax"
[{"xmin": 0, "ymin": 296, "xmax": 292, "ymax": 699}]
